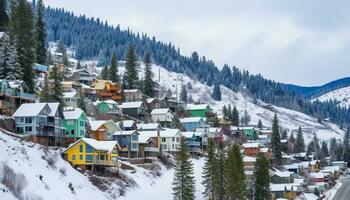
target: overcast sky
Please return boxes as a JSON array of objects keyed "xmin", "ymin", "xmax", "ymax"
[{"xmin": 44, "ymin": 0, "xmax": 350, "ymax": 86}]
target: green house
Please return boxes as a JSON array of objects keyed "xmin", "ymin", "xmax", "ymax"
[
  {"xmin": 63, "ymin": 109, "xmax": 88, "ymax": 139},
  {"xmin": 187, "ymin": 104, "xmax": 212, "ymax": 117},
  {"xmin": 94, "ymin": 100, "xmax": 121, "ymax": 115},
  {"xmin": 242, "ymin": 127, "xmax": 257, "ymax": 140}
]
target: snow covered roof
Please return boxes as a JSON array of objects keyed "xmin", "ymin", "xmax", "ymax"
[
  {"xmin": 121, "ymin": 101, "xmax": 143, "ymax": 109},
  {"xmin": 272, "ymin": 169, "xmax": 293, "ymax": 178},
  {"xmin": 181, "ymin": 132, "xmax": 197, "ymax": 138},
  {"xmin": 89, "ymin": 120, "xmax": 107, "ymax": 131},
  {"xmin": 187, "ymin": 104, "xmax": 210, "ymax": 110},
  {"xmin": 113, "ymin": 130, "xmax": 139, "ymax": 136},
  {"xmin": 121, "ymin": 120, "xmax": 136, "ymax": 128},
  {"xmin": 13, "ymin": 103, "xmax": 47, "ymax": 117},
  {"xmin": 309, "ymin": 172, "xmax": 326, "ymax": 179},
  {"xmin": 47, "ymin": 103, "xmax": 60, "ymax": 117},
  {"xmin": 258, "ymin": 135, "xmax": 268, "ymax": 139},
  {"xmin": 65, "ymin": 138, "xmax": 119, "ymax": 154},
  {"xmin": 146, "ymin": 98, "xmax": 155, "ymax": 104},
  {"xmin": 161, "ymin": 128, "xmax": 181, "ymax": 137},
  {"xmin": 303, "ymin": 193, "xmax": 319, "ymax": 200},
  {"xmin": 242, "ymin": 143, "xmax": 260, "ymax": 148},
  {"xmin": 270, "ymin": 183, "xmax": 300, "ymax": 192},
  {"xmin": 321, "ymin": 166, "xmax": 341, "ymax": 173},
  {"xmin": 243, "ymin": 156, "xmax": 256, "ymax": 162},
  {"xmin": 150, "ymin": 108, "xmax": 171, "ymax": 115},
  {"xmin": 63, "ymin": 91, "xmax": 77, "ymax": 98},
  {"xmin": 124, "ymin": 89, "xmax": 140, "ymax": 93},
  {"xmin": 92, "ymin": 79, "xmax": 116, "ymax": 90},
  {"xmin": 138, "ymin": 131, "xmax": 158, "ymax": 143},
  {"xmin": 180, "ymin": 117, "xmax": 203, "ymax": 123},
  {"xmin": 63, "ymin": 110, "xmax": 84, "ymax": 120},
  {"xmin": 137, "ymin": 123, "xmax": 161, "ymax": 131},
  {"xmin": 260, "ymin": 147, "xmax": 269, "ymax": 153}
]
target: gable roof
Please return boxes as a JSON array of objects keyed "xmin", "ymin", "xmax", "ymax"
[
  {"xmin": 64, "ymin": 138, "xmax": 119, "ymax": 154},
  {"xmin": 180, "ymin": 117, "xmax": 203, "ymax": 123},
  {"xmin": 120, "ymin": 120, "xmax": 136, "ymax": 128},
  {"xmin": 63, "ymin": 91, "xmax": 78, "ymax": 98},
  {"xmin": 89, "ymin": 120, "xmax": 107, "ymax": 131},
  {"xmin": 242, "ymin": 143, "xmax": 260, "ymax": 148},
  {"xmin": 47, "ymin": 103, "xmax": 60, "ymax": 117},
  {"xmin": 187, "ymin": 104, "xmax": 211, "ymax": 110},
  {"xmin": 138, "ymin": 131, "xmax": 158, "ymax": 143},
  {"xmin": 13, "ymin": 103, "xmax": 48, "ymax": 117},
  {"xmin": 113, "ymin": 130, "xmax": 139, "ymax": 136},
  {"xmin": 137, "ymin": 123, "xmax": 161, "ymax": 131},
  {"xmin": 121, "ymin": 101, "xmax": 143, "ymax": 109},
  {"xmin": 150, "ymin": 108, "xmax": 171, "ymax": 115},
  {"xmin": 92, "ymin": 79, "xmax": 115, "ymax": 90},
  {"xmin": 63, "ymin": 109, "xmax": 84, "ymax": 120}
]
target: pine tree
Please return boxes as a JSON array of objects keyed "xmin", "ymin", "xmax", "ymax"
[
  {"xmin": 180, "ymin": 85, "xmax": 187, "ymax": 102},
  {"xmin": 142, "ymin": 53, "xmax": 154, "ymax": 97},
  {"xmin": 100, "ymin": 65, "xmax": 108, "ymax": 80},
  {"xmin": 9, "ymin": 0, "xmax": 36, "ymax": 92},
  {"xmin": 330, "ymin": 138, "xmax": 337, "ymax": 161},
  {"xmin": 253, "ymin": 153, "xmax": 271, "ymax": 200},
  {"xmin": 295, "ymin": 126, "xmax": 305, "ymax": 153},
  {"xmin": 0, "ymin": 0, "xmax": 9, "ymax": 32},
  {"xmin": 321, "ymin": 141, "xmax": 329, "ymax": 158},
  {"xmin": 35, "ymin": 0, "xmax": 46, "ymax": 64},
  {"xmin": 76, "ymin": 60, "xmax": 82, "ymax": 69},
  {"xmin": 202, "ymin": 139, "xmax": 219, "ymax": 200},
  {"xmin": 172, "ymin": 137, "xmax": 195, "ymax": 200},
  {"xmin": 282, "ymin": 130, "xmax": 287, "ymax": 140},
  {"xmin": 0, "ymin": 33, "xmax": 20, "ymax": 79},
  {"xmin": 231, "ymin": 106, "xmax": 239, "ymax": 126},
  {"xmin": 223, "ymin": 105, "xmax": 228, "ymax": 118},
  {"xmin": 123, "ymin": 44, "xmax": 139, "ymax": 89},
  {"xmin": 216, "ymin": 141, "xmax": 226, "ymax": 200},
  {"xmin": 109, "ymin": 52, "xmax": 119, "ymax": 83},
  {"xmin": 40, "ymin": 73, "xmax": 50, "ymax": 102},
  {"xmin": 343, "ymin": 128, "xmax": 350, "ymax": 166},
  {"xmin": 226, "ymin": 144, "xmax": 246, "ymax": 200},
  {"xmin": 288, "ymin": 133, "xmax": 295, "ymax": 154},
  {"xmin": 257, "ymin": 119, "xmax": 263, "ymax": 129},
  {"xmin": 271, "ymin": 114, "xmax": 282, "ymax": 165},
  {"xmin": 49, "ymin": 65, "xmax": 64, "ymax": 105},
  {"xmin": 78, "ymin": 88, "xmax": 86, "ymax": 112},
  {"xmin": 281, "ymin": 130, "xmax": 288, "ymax": 153},
  {"xmin": 212, "ymin": 82, "xmax": 221, "ymax": 101}
]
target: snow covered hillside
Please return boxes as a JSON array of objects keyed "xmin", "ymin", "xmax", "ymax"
[
  {"xmin": 313, "ymin": 86, "xmax": 350, "ymax": 108},
  {"xmin": 0, "ymin": 131, "xmax": 109, "ymax": 200},
  {"xmin": 144, "ymin": 64, "xmax": 345, "ymax": 144}
]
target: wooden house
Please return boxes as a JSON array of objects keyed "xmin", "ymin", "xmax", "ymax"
[
  {"xmin": 150, "ymin": 108, "xmax": 173, "ymax": 127},
  {"xmin": 13, "ymin": 103, "xmax": 66, "ymax": 146},
  {"xmin": 63, "ymin": 91, "xmax": 79, "ymax": 108},
  {"xmin": 242, "ymin": 143, "xmax": 261, "ymax": 156},
  {"xmin": 186, "ymin": 104, "xmax": 212, "ymax": 117},
  {"xmin": 91, "ymin": 79, "xmax": 122, "ymax": 102},
  {"xmin": 70, "ymin": 69, "xmax": 94, "ymax": 86},
  {"xmin": 63, "ymin": 138, "xmax": 120, "ymax": 170},
  {"xmin": 124, "ymin": 89, "xmax": 145, "ymax": 102},
  {"xmin": 182, "ymin": 132, "xmax": 201, "ymax": 153},
  {"xmin": 63, "ymin": 109, "xmax": 88, "ymax": 141},
  {"xmin": 94, "ymin": 100, "xmax": 121, "ymax": 115},
  {"xmin": 180, "ymin": 117, "xmax": 206, "ymax": 131},
  {"xmin": 121, "ymin": 101, "xmax": 145, "ymax": 120},
  {"xmin": 89, "ymin": 120, "xmax": 119, "ymax": 141},
  {"xmin": 113, "ymin": 130, "xmax": 140, "ymax": 158},
  {"xmin": 118, "ymin": 120, "xmax": 137, "ymax": 131}
]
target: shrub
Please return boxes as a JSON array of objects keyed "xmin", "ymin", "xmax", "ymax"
[
  {"xmin": 1, "ymin": 164, "xmax": 28, "ymax": 199},
  {"xmin": 59, "ymin": 167, "xmax": 67, "ymax": 176}
]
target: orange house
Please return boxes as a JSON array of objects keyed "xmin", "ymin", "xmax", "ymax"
[
  {"xmin": 89, "ymin": 120, "xmax": 119, "ymax": 141},
  {"xmin": 242, "ymin": 143, "xmax": 260, "ymax": 156},
  {"xmin": 92, "ymin": 79, "xmax": 122, "ymax": 102}
]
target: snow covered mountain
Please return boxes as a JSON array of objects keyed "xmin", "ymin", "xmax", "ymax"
[
  {"xmin": 313, "ymin": 86, "xmax": 350, "ymax": 108},
  {"xmin": 145, "ymin": 64, "xmax": 345, "ymax": 144}
]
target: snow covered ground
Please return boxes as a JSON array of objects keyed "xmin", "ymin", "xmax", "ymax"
[{"xmin": 313, "ymin": 86, "xmax": 350, "ymax": 108}]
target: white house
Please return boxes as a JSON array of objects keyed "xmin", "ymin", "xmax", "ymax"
[
  {"xmin": 150, "ymin": 108, "xmax": 173, "ymax": 125},
  {"xmin": 63, "ymin": 91, "xmax": 79, "ymax": 108},
  {"xmin": 160, "ymin": 128, "xmax": 182, "ymax": 153}
]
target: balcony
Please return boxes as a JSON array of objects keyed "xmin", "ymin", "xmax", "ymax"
[
  {"xmin": 14, "ymin": 92, "xmax": 36, "ymax": 100},
  {"xmin": 93, "ymin": 160, "xmax": 119, "ymax": 167},
  {"xmin": 144, "ymin": 147, "xmax": 159, "ymax": 152}
]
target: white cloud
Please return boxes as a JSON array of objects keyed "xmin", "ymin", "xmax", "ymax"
[{"xmin": 43, "ymin": 0, "xmax": 350, "ymax": 86}]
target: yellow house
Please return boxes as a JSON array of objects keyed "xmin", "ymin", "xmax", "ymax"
[{"xmin": 63, "ymin": 138, "xmax": 120, "ymax": 170}]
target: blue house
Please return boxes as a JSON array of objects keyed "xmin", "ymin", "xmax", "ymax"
[
  {"xmin": 180, "ymin": 117, "xmax": 206, "ymax": 131},
  {"xmin": 113, "ymin": 130, "xmax": 140, "ymax": 158},
  {"xmin": 182, "ymin": 132, "xmax": 201, "ymax": 153}
]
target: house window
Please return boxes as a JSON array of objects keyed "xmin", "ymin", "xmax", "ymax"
[
  {"xmin": 16, "ymin": 127, "xmax": 24, "ymax": 134},
  {"xmin": 20, "ymin": 118, "xmax": 24, "ymax": 123},
  {"xmin": 99, "ymin": 155, "xmax": 105, "ymax": 160},
  {"xmin": 72, "ymin": 155, "xmax": 76, "ymax": 160},
  {"xmin": 80, "ymin": 130, "xmax": 84, "ymax": 135},
  {"xmin": 86, "ymin": 155, "xmax": 93, "ymax": 163},
  {"xmin": 79, "ymin": 155, "xmax": 83, "ymax": 160},
  {"xmin": 176, "ymin": 137, "xmax": 179, "ymax": 142},
  {"xmin": 80, "ymin": 121, "xmax": 85, "ymax": 127},
  {"xmin": 172, "ymin": 137, "xmax": 175, "ymax": 142},
  {"xmin": 25, "ymin": 126, "xmax": 32, "ymax": 132},
  {"xmin": 132, "ymin": 143, "xmax": 138, "ymax": 149},
  {"xmin": 71, "ymin": 130, "xmax": 75, "ymax": 135},
  {"xmin": 131, "ymin": 134, "xmax": 138, "ymax": 141},
  {"xmin": 25, "ymin": 117, "xmax": 32, "ymax": 123},
  {"xmin": 86, "ymin": 144, "xmax": 93, "ymax": 153},
  {"xmin": 162, "ymin": 138, "xmax": 166, "ymax": 142},
  {"xmin": 79, "ymin": 144, "xmax": 83, "ymax": 152},
  {"xmin": 162, "ymin": 144, "xmax": 167, "ymax": 150},
  {"xmin": 172, "ymin": 144, "xmax": 174, "ymax": 149}
]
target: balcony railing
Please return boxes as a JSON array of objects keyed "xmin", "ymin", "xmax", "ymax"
[
  {"xmin": 144, "ymin": 147, "xmax": 159, "ymax": 152},
  {"xmin": 93, "ymin": 160, "xmax": 119, "ymax": 166}
]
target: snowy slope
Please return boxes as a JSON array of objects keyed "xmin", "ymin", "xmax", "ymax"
[
  {"xmin": 143, "ymin": 64, "xmax": 344, "ymax": 144},
  {"xmin": 313, "ymin": 86, "xmax": 350, "ymax": 108},
  {"xmin": 0, "ymin": 132, "xmax": 110, "ymax": 200}
]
